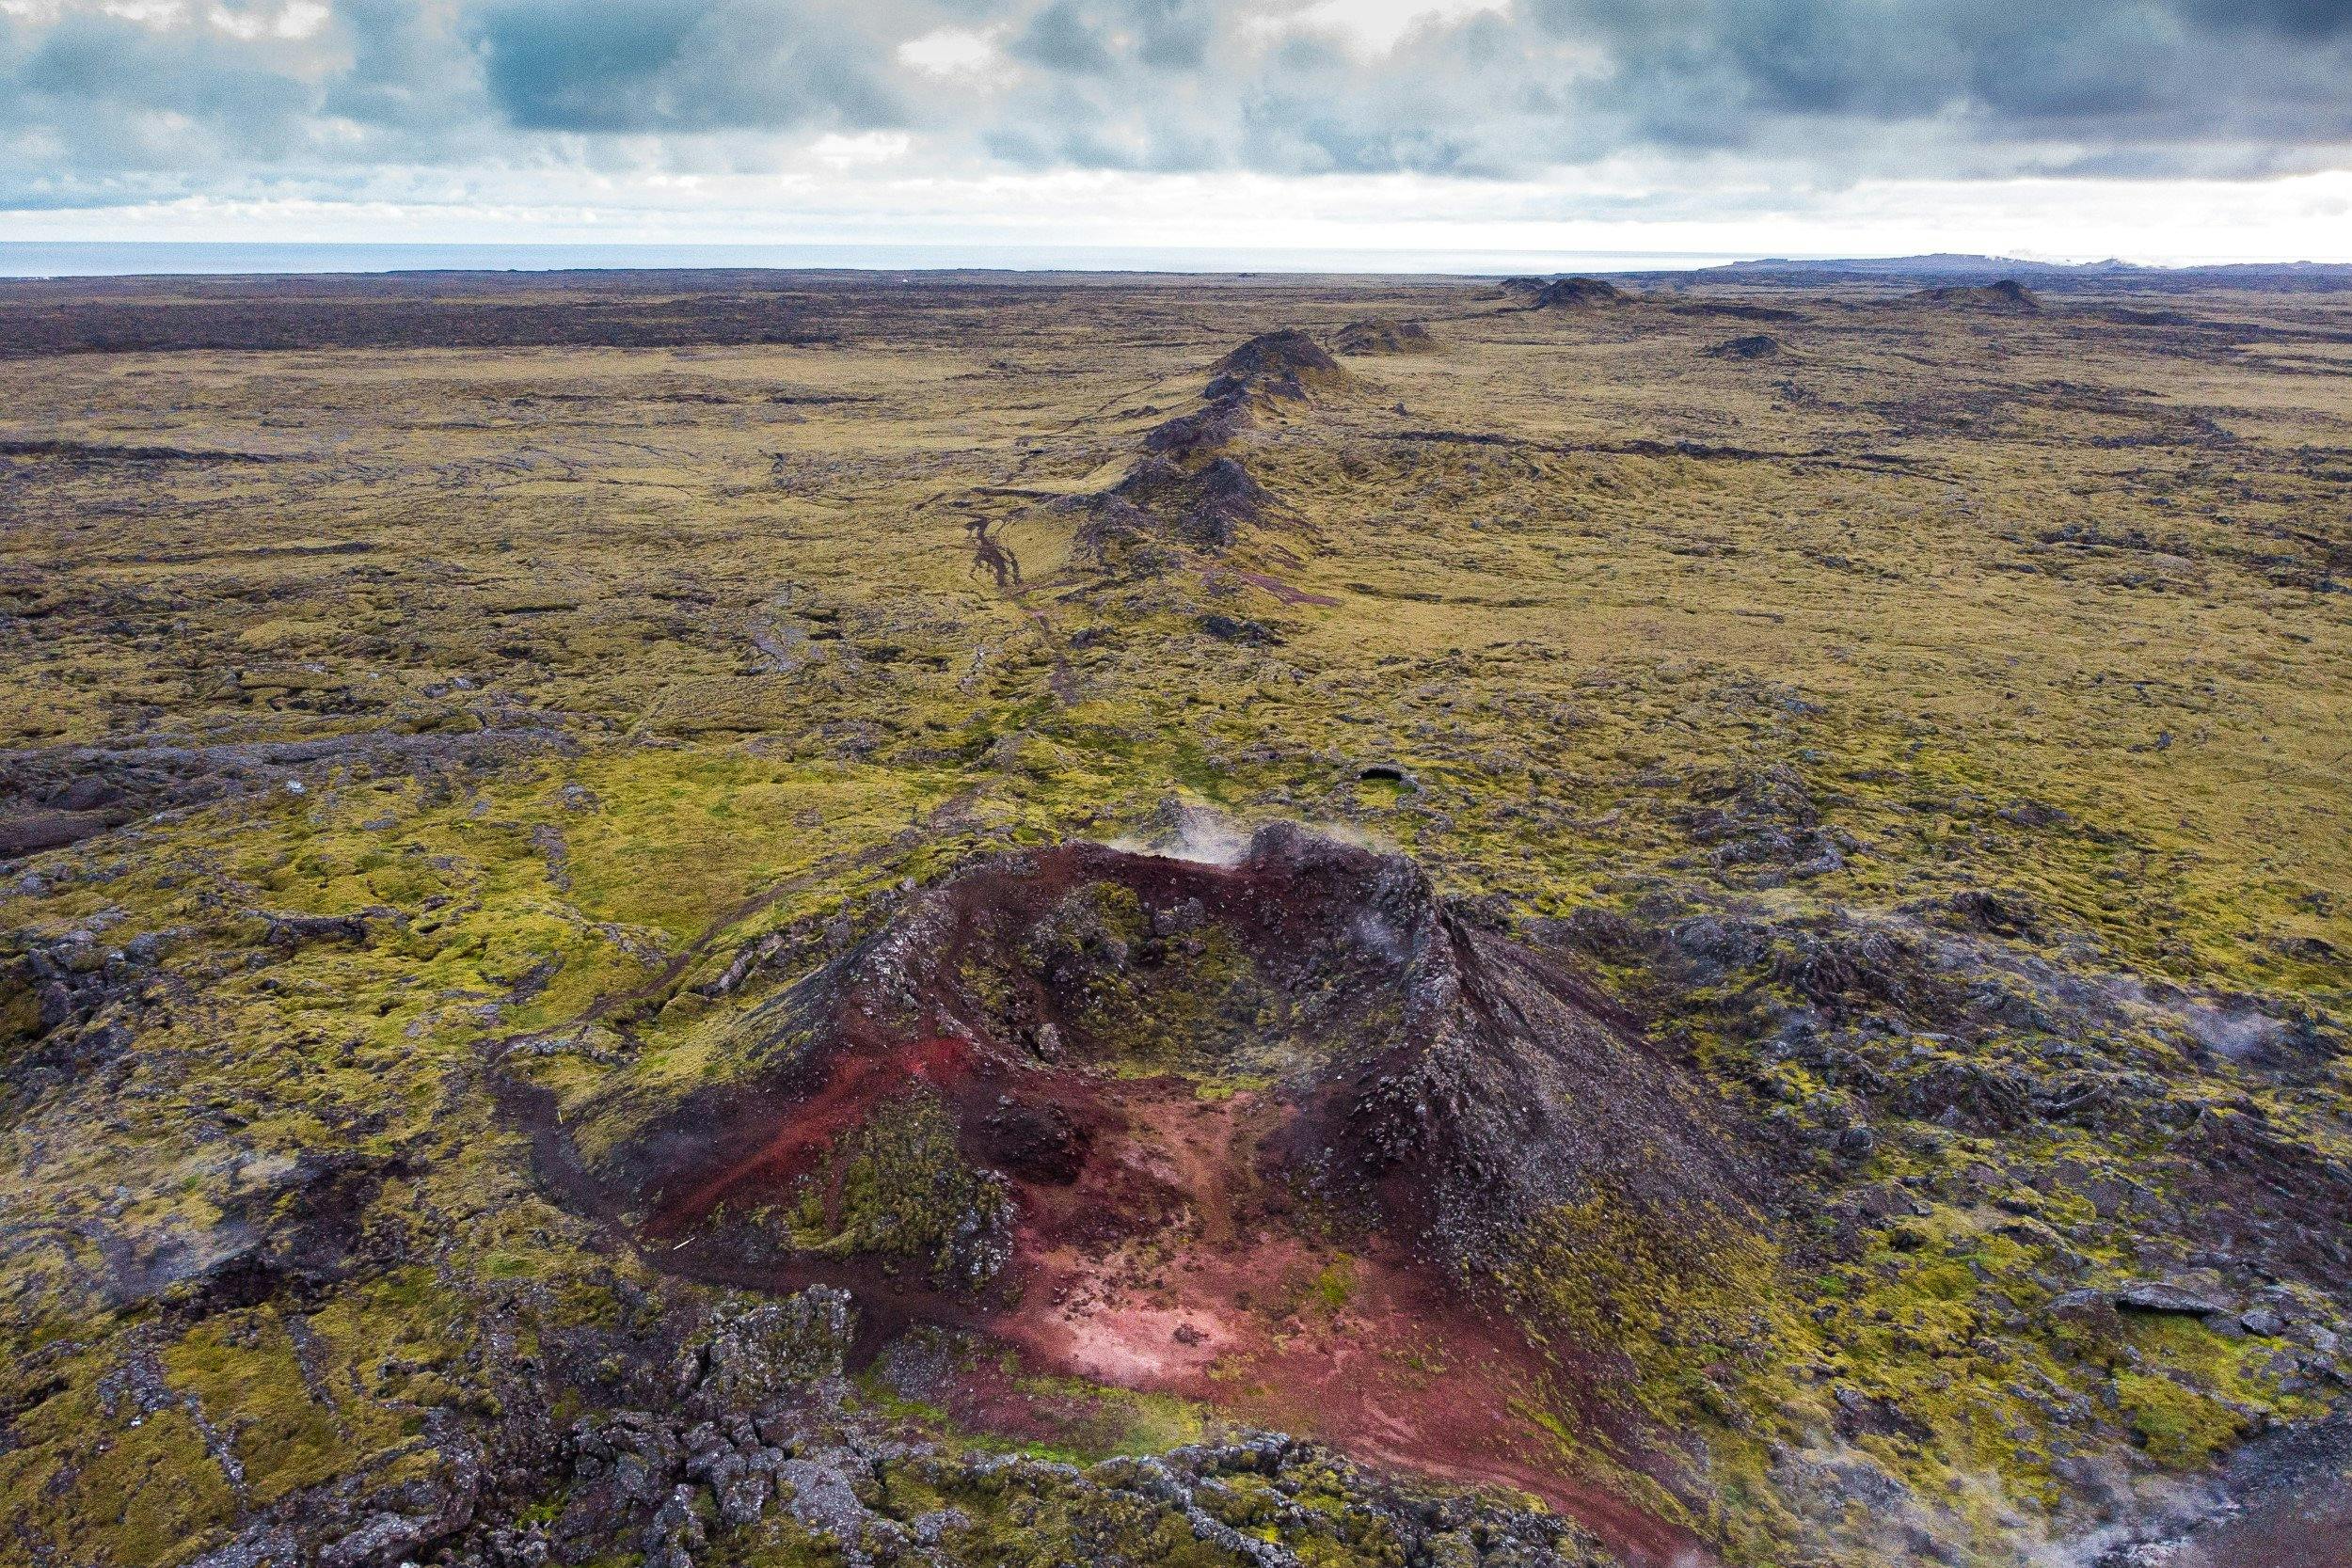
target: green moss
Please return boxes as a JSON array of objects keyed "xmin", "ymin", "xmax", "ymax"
[
  {"xmin": 64, "ymin": 1408, "xmax": 237, "ymax": 1566},
  {"xmin": 994, "ymin": 882, "xmax": 1297, "ymax": 1080},
  {"xmin": 1501, "ymin": 1192, "xmax": 1796, "ymax": 1431},
  {"xmin": 160, "ymin": 1312, "xmax": 357, "ymax": 1506},
  {"xmin": 1312, "ymin": 1255, "xmax": 1357, "ymax": 1313},
  {"xmin": 0, "ymin": 1367, "xmax": 236, "ymax": 1568},
  {"xmin": 764, "ymin": 1091, "xmax": 1010, "ymax": 1290},
  {"xmin": 2114, "ymin": 1370, "xmax": 2244, "ymax": 1467}
]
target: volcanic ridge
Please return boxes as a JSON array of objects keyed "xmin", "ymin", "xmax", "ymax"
[{"xmin": 1075, "ymin": 330, "xmax": 1347, "ymax": 567}]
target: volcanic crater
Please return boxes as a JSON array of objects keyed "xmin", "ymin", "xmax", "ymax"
[{"xmin": 569, "ymin": 820, "xmax": 1754, "ymax": 1559}]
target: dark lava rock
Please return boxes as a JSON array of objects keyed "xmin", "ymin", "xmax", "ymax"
[
  {"xmin": 1203, "ymin": 329, "xmax": 1343, "ymax": 403},
  {"xmin": 0, "ymin": 728, "xmax": 571, "ymax": 862},
  {"xmin": 977, "ymin": 1099, "xmax": 1090, "ymax": 1184},
  {"xmin": 1088, "ymin": 453, "xmax": 1276, "ymax": 552},
  {"xmin": 175, "ymin": 1150, "xmax": 416, "ymax": 1313},
  {"xmin": 1140, "ymin": 398, "xmax": 1252, "ymax": 459},
  {"xmin": 1671, "ymin": 300, "xmax": 1804, "ymax": 323},
  {"xmin": 1896, "ymin": 1057, "xmax": 2032, "ymax": 1132},
  {"xmin": 1926, "ymin": 886, "xmax": 2042, "ymax": 940},
  {"xmin": 260, "ymin": 907, "xmax": 386, "ymax": 948},
  {"xmin": 2048, "ymin": 1279, "xmax": 2237, "ymax": 1318},
  {"xmin": 1679, "ymin": 760, "xmax": 1847, "ymax": 883},
  {"xmin": 0, "ymin": 807, "xmax": 126, "ymax": 858},
  {"xmin": 1707, "ymin": 334, "xmax": 1784, "ymax": 360},
  {"xmin": 2, "ymin": 923, "xmax": 185, "ymax": 1103},
  {"xmin": 1907, "ymin": 279, "xmax": 2043, "ymax": 312},
  {"xmin": 1332, "ymin": 319, "xmax": 1438, "ymax": 355},
  {"xmin": 1532, "ymin": 277, "xmax": 1629, "ymax": 310},
  {"xmin": 1080, "ymin": 328, "xmax": 1335, "ymax": 561},
  {"xmin": 1198, "ymin": 612, "xmax": 1283, "ymax": 646}
]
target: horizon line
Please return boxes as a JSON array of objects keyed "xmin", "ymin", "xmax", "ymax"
[{"xmin": 4, "ymin": 239, "xmax": 2348, "ymax": 282}]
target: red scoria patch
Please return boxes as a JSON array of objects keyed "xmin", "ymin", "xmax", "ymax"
[
  {"xmin": 657, "ymin": 1056, "xmax": 1714, "ymax": 1566},
  {"xmin": 644, "ymin": 1034, "xmax": 977, "ymax": 1240},
  {"xmin": 980, "ymin": 1077, "xmax": 1714, "ymax": 1568}
]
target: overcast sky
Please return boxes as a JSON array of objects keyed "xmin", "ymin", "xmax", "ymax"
[{"xmin": 4, "ymin": 0, "xmax": 2349, "ymax": 261}]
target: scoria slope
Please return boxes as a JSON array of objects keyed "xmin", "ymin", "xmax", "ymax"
[{"xmin": 526, "ymin": 818, "xmax": 1756, "ymax": 1560}]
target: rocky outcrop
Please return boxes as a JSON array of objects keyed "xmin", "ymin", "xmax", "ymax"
[
  {"xmin": 1907, "ymin": 279, "xmax": 2042, "ymax": 312},
  {"xmin": 1706, "ymin": 333, "xmax": 1785, "ymax": 360},
  {"xmin": 1531, "ymin": 277, "xmax": 1628, "ymax": 310},
  {"xmin": 1332, "ymin": 319, "xmax": 1437, "ymax": 356},
  {"xmin": 0, "ymin": 727, "xmax": 571, "ymax": 863},
  {"xmin": 1202, "ymin": 329, "xmax": 1343, "ymax": 403},
  {"xmin": 1079, "ymin": 330, "xmax": 1343, "ymax": 564},
  {"xmin": 1082, "ymin": 454, "xmax": 1277, "ymax": 552}
]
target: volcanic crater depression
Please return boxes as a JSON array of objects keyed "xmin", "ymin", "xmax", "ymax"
[{"xmin": 550, "ymin": 820, "xmax": 1753, "ymax": 1549}]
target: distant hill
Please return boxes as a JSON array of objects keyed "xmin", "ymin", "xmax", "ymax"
[
  {"xmin": 1906, "ymin": 279, "xmax": 2043, "ymax": 312},
  {"xmin": 1530, "ymin": 276, "xmax": 1628, "ymax": 309},
  {"xmin": 1606, "ymin": 253, "xmax": 2352, "ymax": 294}
]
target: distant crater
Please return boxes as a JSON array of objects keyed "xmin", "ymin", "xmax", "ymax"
[
  {"xmin": 1332, "ymin": 318, "xmax": 1438, "ymax": 355},
  {"xmin": 1907, "ymin": 278, "xmax": 2043, "ymax": 312},
  {"xmin": 1531, "ymin": 277, "xmax": 1630, "ymax": 310}
]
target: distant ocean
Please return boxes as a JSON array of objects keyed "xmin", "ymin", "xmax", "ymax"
[{"xmin": 0, "ymin": 241, "xmax": 1743, "ymax": 279}]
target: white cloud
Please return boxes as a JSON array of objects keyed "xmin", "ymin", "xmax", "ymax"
[
  {"xmin": 206, "ymin": 1, "xmax": 328, "ymax": 40},
  {"xmin": 807, "ymin": 129, "xmax": 916, "ymax": 167},
  {"xmin": 1256, "ymin": 0, "xmax": 1508, "ymax": 55},
  {"xmin": 898, "ymin": 26, "xmax": 1000, "ymax": 76}
]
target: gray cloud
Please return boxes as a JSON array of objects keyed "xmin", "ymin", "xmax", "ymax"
[
  {"xmin": 471, "ymin": 0, "xmax": 905, "ymax": 132},
  {"xmin": 1525, "ymin": 0, "xmax": 2352, "ymax": 150},
  {"xmin": 1, "ymin": 0, "xmax": 2349, "ymax": 209},
  {"xmin": 2187, "ymin": 0, "xmax": 2352, "ymax": 38}
]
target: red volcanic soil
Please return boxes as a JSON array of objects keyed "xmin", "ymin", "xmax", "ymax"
[
  {"xmin": 596, "ymin": 829, "xmax": 1748, "ymax": 1567},
  {"xmin": 988, "ymin": 1080, "xmax": 1707, "ymax": 1567},
  {"xmin": 646, "ymin": 1034, "xmax": 977, "ymax": 1235},
  {"xmin": 648, "ymin": 1051, "xmax": 1710, "ymax": 1565}
]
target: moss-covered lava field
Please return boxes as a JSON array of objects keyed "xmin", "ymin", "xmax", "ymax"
[{"xmin": 3, "ymin": 267, "xmax": 2349, "ymax": 1568}]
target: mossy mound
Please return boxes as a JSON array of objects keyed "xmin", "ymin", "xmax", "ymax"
[
  {"xmin": 1091, "ymin": 454, "xmax": 1277, "ymax": 552},
  {"xmin": 1090, "ymin": 329, "xmax": 1336, "ymax": 565},
  {"xmin": 1332, "ymin": 318, "xmax": 1438, "ymax": 356},
  {"xmin": 1532, "ymin": 277, "xmax": 1629, "ymax": 310},
  {"xmin": 1203, "ymin": 329, "xmax": 1345, "ymax": 403},
  {"xmin": 1707, "ymin": 333, "xmax": 1786, "ymax": 360},
  {"xmin": 1907, "ymin": 278, "xmax": 2043, "ymax": 312}
]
